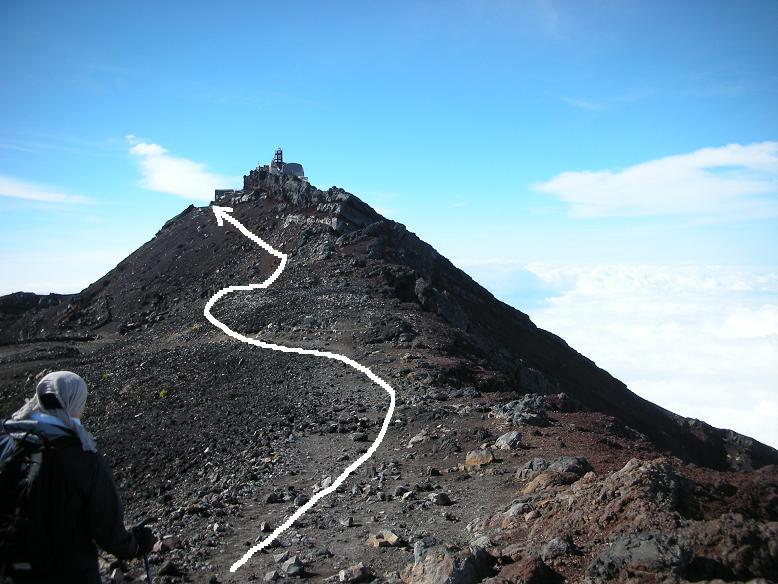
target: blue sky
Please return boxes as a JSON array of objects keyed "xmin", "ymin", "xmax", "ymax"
[{"xmin": 1, "ymin": 1, "xmax": 777, "ymax": 446}]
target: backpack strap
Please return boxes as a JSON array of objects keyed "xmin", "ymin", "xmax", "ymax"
[
  {"xmin": 1, "ymin": 419, "xmax": 79, "ymax": 452},
  {"xmin": 2, "ymin": 420, "xmax": 45, "ymax": 449}
]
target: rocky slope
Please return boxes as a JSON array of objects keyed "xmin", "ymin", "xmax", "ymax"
[{"xmin": 1, "ymin": 171, "xmax": 776, "ymax": 583}]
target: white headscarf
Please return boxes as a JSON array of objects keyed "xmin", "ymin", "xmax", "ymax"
[{"xmin": 12, "ymin": 371, "xmax": 97, "ymax": 452}]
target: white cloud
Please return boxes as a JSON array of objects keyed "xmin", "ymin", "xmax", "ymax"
[
  {"xmin": 130, "ymin": 142, "xmax": 166, "ymax": 156},
  {"xmin": 127, "ymin": 135, "xmax": 239, "ymax": 201},
  {"xmin": 520, "ymin": 263, "xmax": 778, "ymax": 448},
  {"xmin": 558, "ymin": 92, "xmax": 644, "ymax": 111},
  {"xmin": 533, "ymin": 141, "xmax": 778, "ymax": 218},
  {"xmin": 0, "ymin": 175, "xmax": 89, "ymax": 203},
  {"xmin": 719, "ymin": 305, "xmax": 778, "ymax": 339},
  {"xmin": 559, "ymin": 96, "xmax": 607, "ymax": 111}
]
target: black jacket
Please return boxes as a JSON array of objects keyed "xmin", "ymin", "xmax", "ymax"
[{"xmin": 2, "ymin": 420, "xmax": 138, "ymax": 583}]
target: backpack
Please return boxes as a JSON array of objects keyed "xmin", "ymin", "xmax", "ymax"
[{"xmin": 0, "ymin": 419, "xmax": 79, "ymax": 574}]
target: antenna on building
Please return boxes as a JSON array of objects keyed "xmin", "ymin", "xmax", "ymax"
[{"xmin": 273, "ymin": 148, "xmax": 283, "ymax": 167}]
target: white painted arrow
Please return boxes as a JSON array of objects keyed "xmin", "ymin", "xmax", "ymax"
[{"xmin": 204, "ymin": 205, "xmax": 396, "ymax": 573}]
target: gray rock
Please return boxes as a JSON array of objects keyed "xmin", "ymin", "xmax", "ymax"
[
  {"xmin": 394, "ymin": 485, "xmax": 411, "ymax": 497},
  {"xmin": 547, "ymin": 456, "xmax": 593, "ymax": 477},
  {"xmin": 338, "ymin": 562, "xmax": 373, "ymax": 582},
  {"xmin": 428, "ymin": 492, "xmax": 452, "ymax": 506},
  {"xmin": 495, "ymin": 431, "xmax": 523, "ymax": 450},
  {"xmin": 541, "ymin": 535, "xmax": 580, "ymax": 561},
  {"xmin": 266, "ymin": 492, "xmax": 284, "ymax": 504},
  {"xmin": 515, "ymin": 458, "xmax": 551, "ymax": 480},
  {"xmin": 504, "ymin": 499, "xmax": 534, "ymax": 517},
  {"xmin": 495, "ymin": 395, "xmax": 549, "ymax": 427},
  {"xmin": 516, "ymin": 456, "xmax": 592, "ymax": 481},
  {"xmin": 273, "ymin": 551, "xmax": 290, "ymax": 564},
  {"xmin": 402, "ymin": 544, "xmax": 494, "ymax": 584},
  {"xmin": 407, "ymin": 429, "xmax": 430, "ymax": 448},
  {"xmin": 352, "ymin": 431, "xmax": 369, "ymax": 442},
  {"xmin": 587, "ymin": 532, "xmax": 689, "ymax": 581},
  {"xmin": 470, "ymin": 534, "xmax": 492, "ymax": 548},
  {"xmin": 282, "ymin": 556, "xmax": 305, "ymax": 577}
]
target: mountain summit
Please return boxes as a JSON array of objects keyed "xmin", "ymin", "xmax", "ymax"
[{"xmin": 1, "ymin": 171, "xmax": 776, "ymax": 582}]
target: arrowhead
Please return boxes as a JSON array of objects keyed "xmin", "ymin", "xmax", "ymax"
[{"xmin": 212, "ymin": 206, "xmax": 234, "ymax": 227}]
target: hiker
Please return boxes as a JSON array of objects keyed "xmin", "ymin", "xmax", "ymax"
[{"xmin": 0, "ymin": 371, "xmax": 156, "ymax": 583}]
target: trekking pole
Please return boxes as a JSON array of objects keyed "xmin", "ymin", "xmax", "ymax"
[
  {"xmin": 144, "ymin": 553, "xmax": 153, "ymax": 584},
  {"xmin": 136, "ymin": 516, "xmax": 157, "ymax": 584}
]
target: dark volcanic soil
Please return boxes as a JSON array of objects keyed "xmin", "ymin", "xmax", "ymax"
[{"xmin": 1, "ymin": 172, "xmax": 776, "ymax": 584}]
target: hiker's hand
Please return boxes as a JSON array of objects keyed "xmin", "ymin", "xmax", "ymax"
[{"xmin": 132, "ymin": 525, "xmax": 156, "ymax": 556}]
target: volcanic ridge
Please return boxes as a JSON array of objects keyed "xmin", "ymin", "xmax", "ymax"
[{"xmin": 1, "ymin": 170, "xmax": 776, "ymax": 583}]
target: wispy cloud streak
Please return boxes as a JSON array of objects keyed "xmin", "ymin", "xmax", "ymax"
[
  {"xmin": 127, "ymin": 135, "xmax": 238, "ymax": 201},
  {"xmin": 0, "ymin": 175, "xmax": 89, "ymax": 203},
  {"xmin": 533, "ymin": 142, "xmax": 778, "ymax": 218}
]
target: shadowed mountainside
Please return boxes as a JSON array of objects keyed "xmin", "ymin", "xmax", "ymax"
[{"xmin": 2, "ymin": 172, "xmax": 774, "ymax": 471}]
